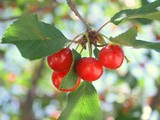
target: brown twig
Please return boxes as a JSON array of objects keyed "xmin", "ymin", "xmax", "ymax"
[{"xmin": 66, "ymin": 0, "xmax": 91, "ymax": 31}]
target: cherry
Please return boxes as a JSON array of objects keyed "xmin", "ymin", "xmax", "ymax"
[
  {"xmin": 52, "ymin": 71, "xmax": 81, "ymax": 92},
  {"xmin": 98, "ymin": 45, "xmax": 124, "ymax": 69},
  {"xmin": 47, "ymin": 48, "xmax": 73, "ymax": 71},
  {"xmin": 75, "ymin": 57, "xmax": 103, "ymax": 82}
]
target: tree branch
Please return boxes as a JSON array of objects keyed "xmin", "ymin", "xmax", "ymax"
[
  {"xmin": 0, "ymin": 2, "xmax": 57, "ymax": 22},
  {"xmin": 20, "ymin": 58, "xmax": 45, "ymax": 120},
  {"xmin": 0, "ymin": 16, "xmax": 20, "ymax": 22},
  {"xmin": 66, "ymin": 0, "xmax": 91, "ymax": 31}
]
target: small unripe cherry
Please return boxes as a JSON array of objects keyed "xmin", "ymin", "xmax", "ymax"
[
  {"xmin": 75, "ymin": 57, "xmax": 103, "ymax": 82},
  {"xmin": 98, "ymin": 44, "xmax": 124, "ymax": 69},
  {"xmin": 47, "ymin": 48, "xmax": 73, "ymax": 72},
  {"xmin": 52, "ymin": 71, "xmax": 81, "ymax": 92}
]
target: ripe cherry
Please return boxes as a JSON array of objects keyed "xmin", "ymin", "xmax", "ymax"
[
  {"xmin": 52, "ymin": 71, "xmax": 81, "ymax": 92},
  {"xmin": 75, "ymin": 57, "xmax": 103, "ymax": 82},
  {"xmin": 47, "ymin": 48, "xmax": 73, "ymax": 71},
  {"xmin": 98, "ymin": 45, "xmax": 124, "ymax": 69}
]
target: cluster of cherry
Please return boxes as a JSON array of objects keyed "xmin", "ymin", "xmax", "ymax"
[
  {"xmin": 47, "ymin": 45, "xmax": 124, "ymax": 92},
  {"xmin": 47, "ymin": 48, "xmax": 80, "ymax": 92}
]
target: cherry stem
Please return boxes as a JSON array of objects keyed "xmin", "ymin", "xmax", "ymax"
[
  {"xmin": 124, "ymin": 55, "xmax": 130, "ymax": 63},
  {"xmin": 94, "ymin": 20, "xmax": 110, "ymax": 36},
  {"xmin": 75, "ymin": 44, "xmax": 79, "ymax": 50},
  {"xmin": 67, "ymin": 33, "xmax": 84, "ymax": 48},
  {"xmin": 85, "ymin": 33, "xmax": 92, "ymax": 57},
  {"xmin": 100, "ymin": 33, "xmax": 110, "ymax": 40},
  {"xmin": 92, "ymin": 42, "xmax": 107, "ymax": 47},
  {"xmin": 79, "ymin": 47, "xmax": 84, "ymax": 54}
]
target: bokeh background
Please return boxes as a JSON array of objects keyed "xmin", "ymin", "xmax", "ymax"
[{"xmin": 0, "ymin": 0, "xmax": 160, "ymax": 120}]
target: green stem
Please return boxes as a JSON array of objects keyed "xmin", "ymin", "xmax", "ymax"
[
  {"xmin": 79, "ymin": 47, "xmax": 84, "ymax": 54},
  {"xmin": 92, "ymin": 42, "xmax": 107, "ymax": 47},
  {"xmin": 100, "ymin": 33, "xmax": 110, "ymax": 40},
  {"xmin": 85, "ymin": 33, "xmax": 92, "ymax": 57},
  {"xmin": 75, "ymin": 44, "xmax": 80, "ymax": 50},
  {"xmin": 124, "ymin": 55, "xmax": 130, "ymax": 63},
  {"xmin": 67, "ymin": 33, "xmax": 84, "ymax": 48}
]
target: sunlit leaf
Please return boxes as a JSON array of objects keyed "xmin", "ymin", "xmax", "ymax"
[
  {"xmin": 2, "ymin": 14, "xmax": 68, "ymax": 60},
  {"xmin": 110, "ymin": 28, "xmax": 160, "ymax": 51},
  {"xmin": 58, "ymin": 82, "xmax": 103, "ymax": 120},
  {"xmin": 111, "ymin": 1, "xmax": 160, "ymax": 25}
]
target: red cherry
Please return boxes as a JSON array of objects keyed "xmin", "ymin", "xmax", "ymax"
[
  {"xmin": 75, "ymin": 57, "xmax": 103, "ymax": 82},
  {"xmin": 47, "ymin": 48, "xmax": 73, "ymax": 71},
  {"xmin": 98, "ymin": 45, "xmax": 124, "ymax": 69},
  {"xmin": 52, "ymin": 71, "xmax": 81, "ymax": 92}
]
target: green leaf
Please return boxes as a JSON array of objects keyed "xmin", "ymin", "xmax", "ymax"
[
  {"xmin": 110, "ymin": 28, "xmax": 160, "ymax": 51},
  {"xmin": 134, "ymin": 12, "xmax": 160, "ymax": 21},
  {"xmin": 1, "ymin": 14, "xmax": 68, "ymax": 60},
  {"xmin": 110, "ymin": 28, "xmax": 136, "ymax": 46},
  {"xmin": 93, "ymin": 47, "xmax": 100, "ymax": 59},
  {"xmin": 58, "ymin": 82, "xmax": 103, "ymax": 120},
  {"xmin": 135, "ymin": 18, "xmax": 152, "ymax": 25},
  {"xmin": 133, "ymin": 40, "xmax": 160, "ymax": 51},
  {"xmin": 111, "ymin": 1, "xmax": 160, "ymax": 25},
  {"xmin": 141, "ymin": 0, "xmax": 150, "ymax": 5},
  {"xmin": 60, "ymin": 50, "xmax": 81, "ymax": 89},
  {"xmin": 135, "ymin": 0, "xmax": 154, "ymax": 25}
]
